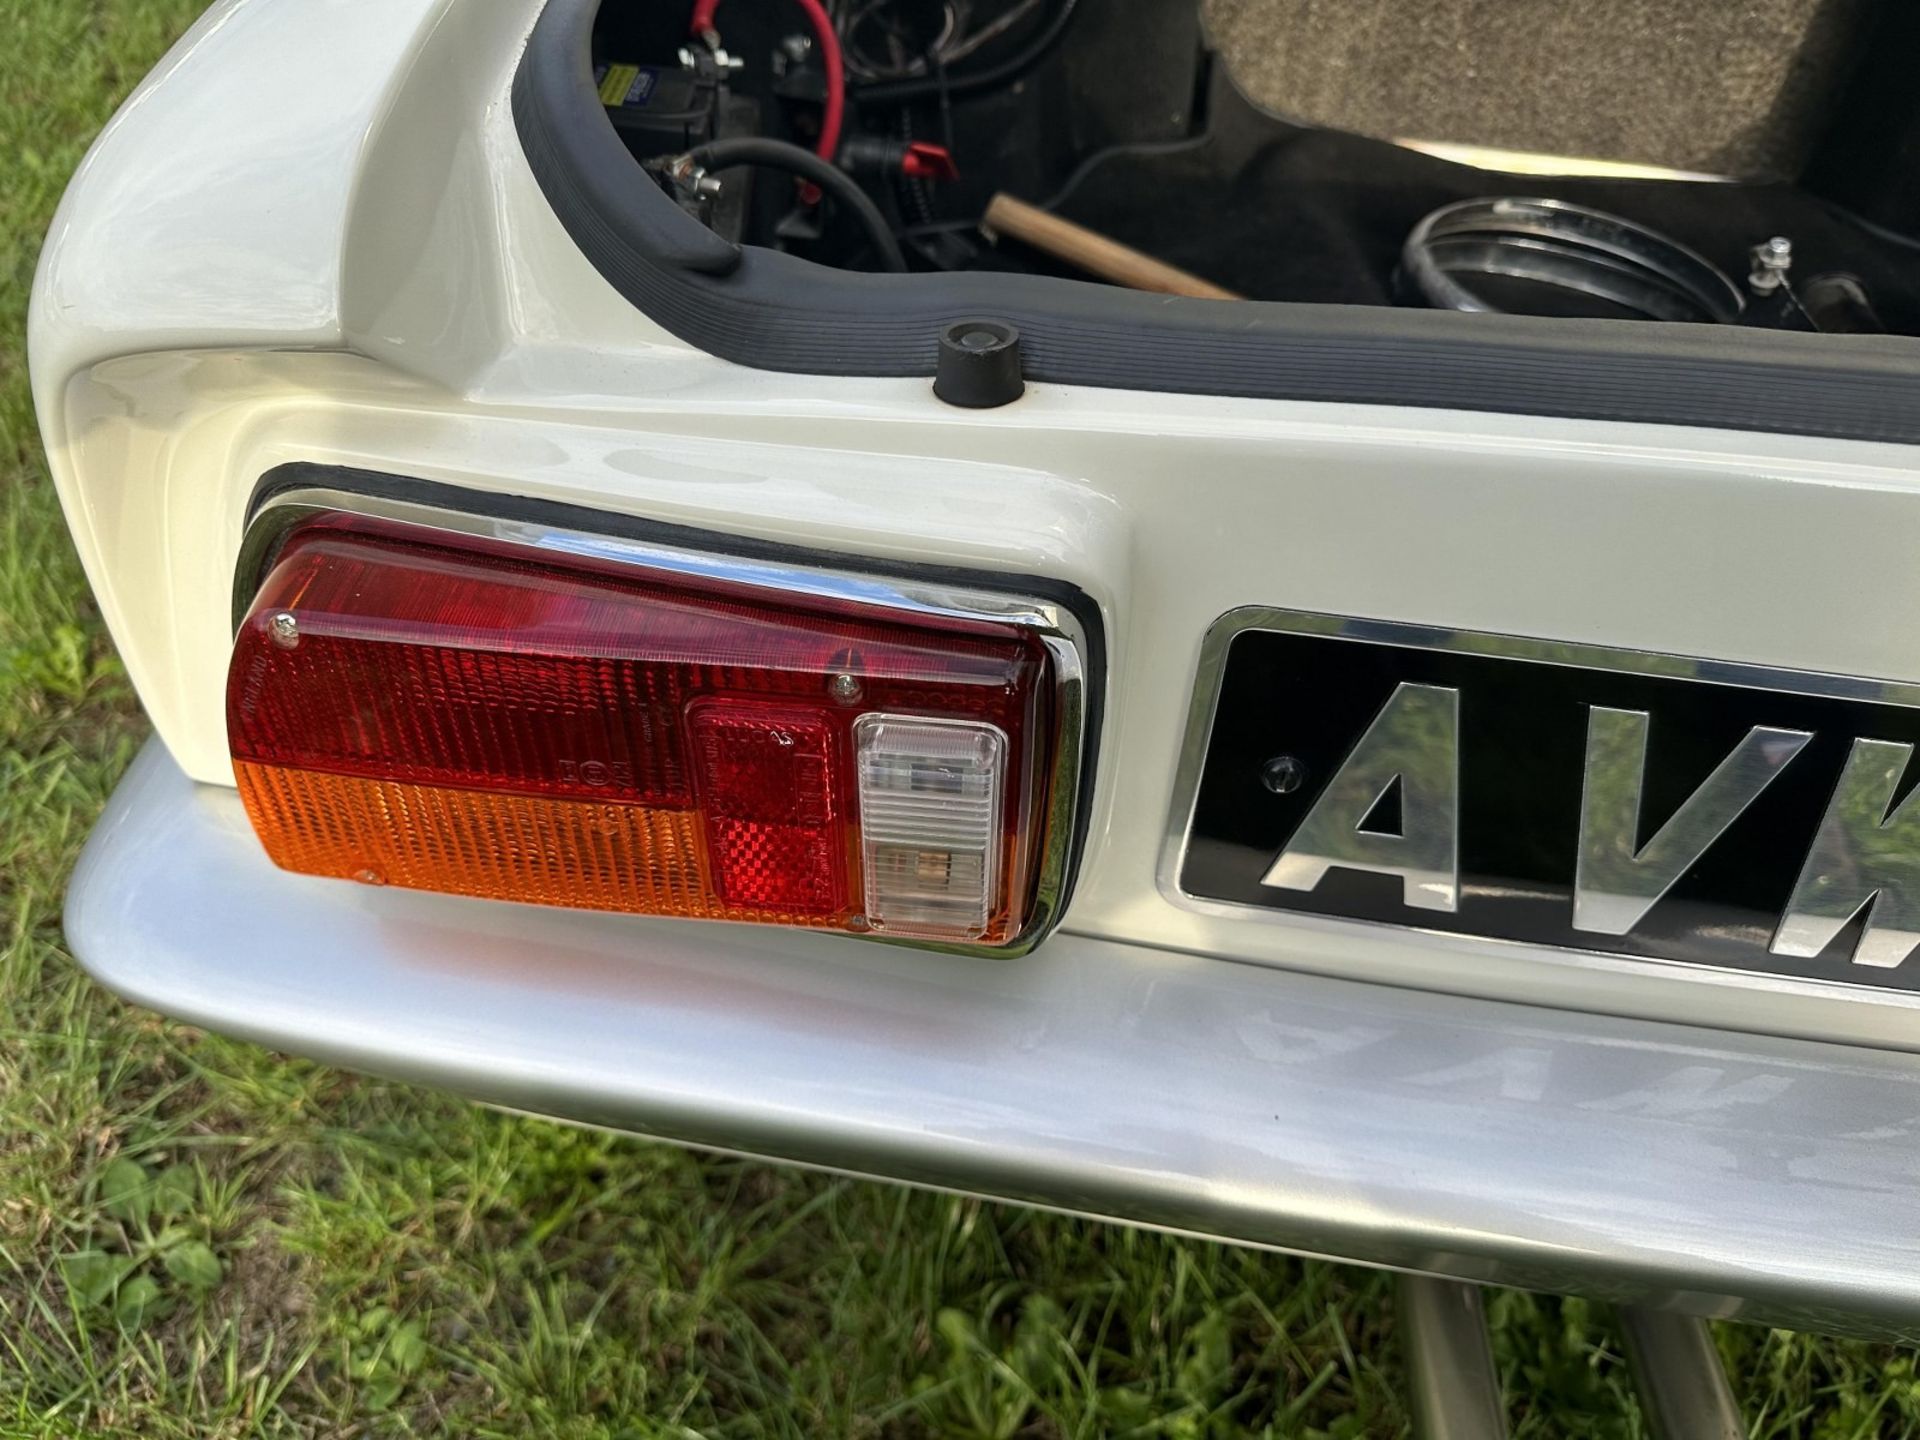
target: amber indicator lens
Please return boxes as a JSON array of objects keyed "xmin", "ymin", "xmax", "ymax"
[{"xmin": 226, "ymin": 513, "xmax": 1057, "ymax": 944}]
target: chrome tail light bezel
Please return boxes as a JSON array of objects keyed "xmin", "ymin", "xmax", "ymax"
[{"xmin": 230, "ymin": 465, "xmax": 1099, "ymax": 958}]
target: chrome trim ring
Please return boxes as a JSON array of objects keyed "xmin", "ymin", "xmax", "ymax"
[{"xmin": 1401, "ymin": 197, "xmax": 1746, "ymax": 323}]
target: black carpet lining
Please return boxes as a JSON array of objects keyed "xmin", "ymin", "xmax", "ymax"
[{"xmin": 998, "ymin": 80, "xmax": 1920, "ymax": 334}]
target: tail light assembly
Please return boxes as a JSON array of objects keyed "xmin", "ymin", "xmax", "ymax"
[{"xmin": 225, "ymin": 490, "xmax": 1091, "ymax": 954}]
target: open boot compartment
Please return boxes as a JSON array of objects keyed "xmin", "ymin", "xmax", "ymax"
[{"xmin": 516, "ymin": 0, "xmax": 1920, "ymax": 438}]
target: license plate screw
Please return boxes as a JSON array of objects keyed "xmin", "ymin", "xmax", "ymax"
[{"xmin": 1261, "ymin": 754, "xmax": 1307, "ymax": 795}]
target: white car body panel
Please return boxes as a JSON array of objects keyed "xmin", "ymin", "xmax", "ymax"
[{"xmin": 30, "ymin": 0, "xmax": 1920, "ymax": 1330}]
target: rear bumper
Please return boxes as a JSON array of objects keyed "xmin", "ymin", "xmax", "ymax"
[{"xmin": 70, "ymin": 739, "xmax": 1920, "ymax": 1339}]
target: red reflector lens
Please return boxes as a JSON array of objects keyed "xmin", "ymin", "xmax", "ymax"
[
  {"xmin": 689, "ymin": 701, "xmax": 844, "ymax": 912},
  {"xmin": 227, "ymin": 513, "xmax": 1063, "ymax": 945}
]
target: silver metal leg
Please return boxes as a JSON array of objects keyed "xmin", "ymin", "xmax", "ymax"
[
  {"xmin": 1398, "ymin": 1274, "xmax": 1509, "ymax": 1440},
  {"xmin": 1619, "ymin": 1308, "xmax": 1746, "ymax": 1440}
]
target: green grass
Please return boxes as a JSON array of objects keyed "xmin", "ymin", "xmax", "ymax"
[{"xmin": 2, "ymin": 2, "xmax": 1919, "ymax": 1435}]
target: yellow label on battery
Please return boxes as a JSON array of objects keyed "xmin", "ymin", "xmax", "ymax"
[{"xmin": 598, "ymin": 64, "xmax": 640, "ymax": 106}]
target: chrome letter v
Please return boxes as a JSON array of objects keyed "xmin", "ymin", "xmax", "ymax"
[{"xmin": 1572, "ymin": 708, "xmax": 1810, "ymax": 936}]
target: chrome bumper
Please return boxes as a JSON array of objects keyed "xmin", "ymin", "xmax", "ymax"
[{"xmin": 68, "ymin": 739, "xmax": 1920, "ymax": 1339}]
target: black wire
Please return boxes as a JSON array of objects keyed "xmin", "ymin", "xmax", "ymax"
[
  {"xmin": 845, "ymin": 0, "xmax": 965, "ymax": 81},
  {"xmin": 931, "ymin": 41, "xmax": 955, "ymax": 151},
  {"xmin": 1040, "ymin": 133, "xmax": 1210, "ymax": 212},
  {"xmin": 897, "ymin": 108, "xmax": 935, "ymax": 228},
  {"xmin": 895, "ymin": 45, "xmax": 955, "ymax": 238},
  {"xmin": 682, "ymin": 137, "xmax": 909, "ymax": 272},
  {"xmin": 853, "ymin": 0, "xmax": 1081, "ymax": 105}
]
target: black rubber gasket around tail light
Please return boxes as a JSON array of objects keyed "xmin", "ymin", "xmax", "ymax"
[{"xmin": 511, "ymin": 0, "xmax": 1920, "ymax": 446}]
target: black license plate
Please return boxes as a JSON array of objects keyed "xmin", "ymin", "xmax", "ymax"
[{"xmin": 1172, "ymin": 612, "xmax": 1920, "ymax": 991}]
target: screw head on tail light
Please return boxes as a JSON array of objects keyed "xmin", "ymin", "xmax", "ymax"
[{"xmin": 225, "ymin": 496, "xmax": 1089, "ymax": 953}]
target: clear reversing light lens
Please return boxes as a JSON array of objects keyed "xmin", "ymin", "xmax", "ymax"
[
  {"xmin": 226, "ymin": 511, "xmax": 1069, "ymax": 948},
  {"xmin": 855, "ymin": 715, "xmax": 1006, "ymax": 941}
]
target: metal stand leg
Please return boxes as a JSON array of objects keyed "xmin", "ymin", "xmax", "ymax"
[
  {"xmin": 1619, "ymin": 1308, "xmax": 1746, "ymax": 1440},
  {"xmin": 1397, "ymin": 1274, "xmax": 1509, "ymax": 1440}
]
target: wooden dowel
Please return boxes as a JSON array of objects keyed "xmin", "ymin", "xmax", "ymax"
[{"xmin": 982, "ymin": 192, "xmax": 1244, "ymax": 301}]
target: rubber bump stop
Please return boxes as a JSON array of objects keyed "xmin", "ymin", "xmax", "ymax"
[{"xmin": 934, "ymin": 319, "xmax": 1025, "ymax": 408}]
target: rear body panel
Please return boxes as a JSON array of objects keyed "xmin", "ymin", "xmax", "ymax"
[
  {"xmin": 31, "ymin": 0, "xmax": 1920, "ymax": 1331},
  {"xmin": 51, "ymin": 348, "xmax": 1920, "ymax": 1051}
]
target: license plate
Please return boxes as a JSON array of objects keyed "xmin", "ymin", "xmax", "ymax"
[{"xmin": 1169, "ymin": 610, "xmax": 1920, "ymax": 991}]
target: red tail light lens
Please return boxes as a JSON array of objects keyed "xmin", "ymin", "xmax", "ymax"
[{"xmin": 226, "ymin": 511, "xmax": 1074, "ymax": 947}]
